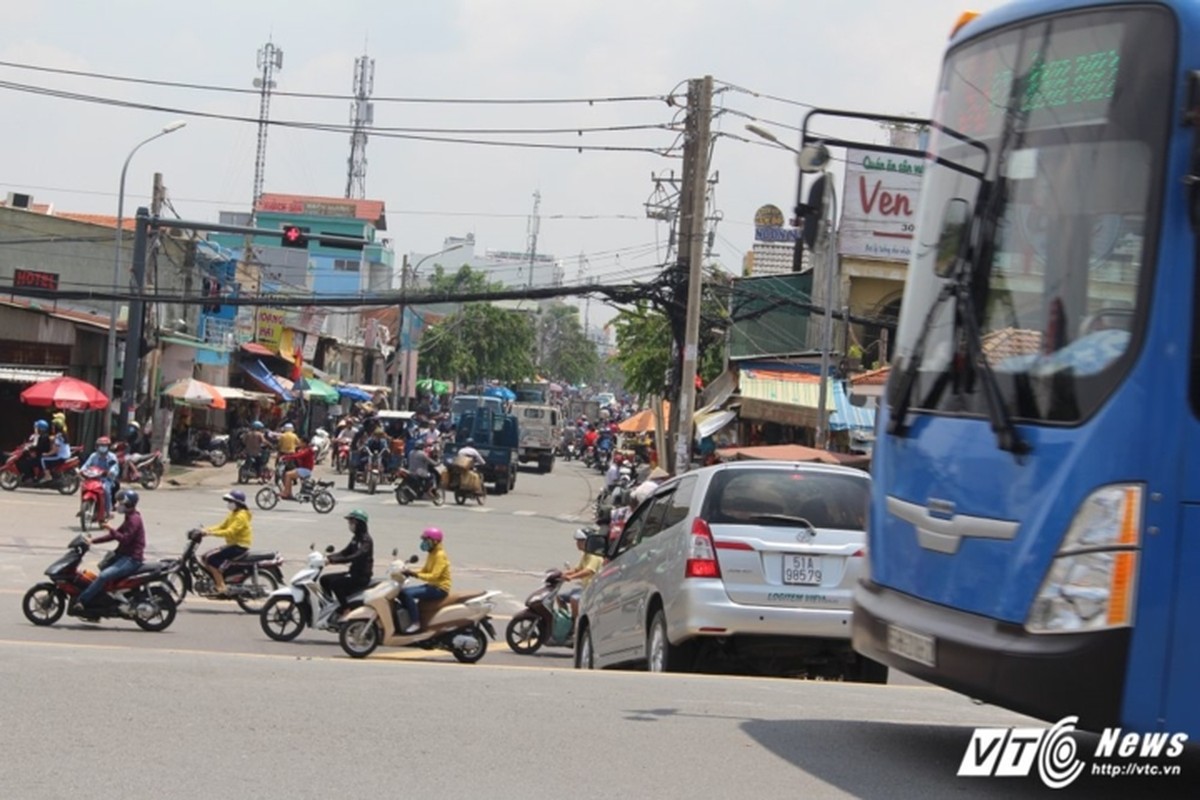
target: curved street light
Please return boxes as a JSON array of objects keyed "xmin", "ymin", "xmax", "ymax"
[
  {"xmin": 392, "ymin": 242, "xmax": 467, "ymax": 405},
  {"xmin": 102, "ymin": 120, "xmax": 188, "ymax": 434}
]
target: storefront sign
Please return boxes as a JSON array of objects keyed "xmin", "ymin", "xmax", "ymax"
[
  {"xmin": 754, "ymin": 203, "xmax": 800, "ymax": 243},
  {"xmin": 255, "ymin": 308, "xmax": 287, "ymax": 348},
  {"xmin": 258, "ymin": 197, "xmax": 357, "ymax": 218},
  {"xmin": 12, "ymin": 268, "xmax": 59, "ymax": 291},
  {"xmin": 838, "ymin": 148, "xmax": 924, "ymax": 261}
]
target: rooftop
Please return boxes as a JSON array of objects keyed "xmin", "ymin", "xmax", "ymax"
[{"xmin": 256, "ymin": 193, "xmax": 387, "ymax": 231}]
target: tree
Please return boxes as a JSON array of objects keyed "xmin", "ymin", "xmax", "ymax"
[
  {"xmin": 419, "ymin": 303, "xmax": 536, "ymax": 385},
  {"xmin": 536, "ymin": 303, "xmax": 599, "ymax": 386},
  {"xmin": 424, "ymin": 264, "xmax": 500, "ymax": 295}
]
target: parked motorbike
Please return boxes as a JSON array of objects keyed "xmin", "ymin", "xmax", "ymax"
[
  {"xmin": 259, "ymin": 545, "xmax": 376, "ymax": 641},
  {"xmin": 166, "ymin": 529, "xmax": 285, "ymax": 613},
  {"xmin": 0, "ymin": 444, "xmax": 81, "ymax": 494},
  {"xmin": 505, "ymin": 569, "xmax": 576, "ymax": 654},
  {"xmin": 169, "ymin": 431, "xmax": 228, "ymax": 467},
  {"xmin": 208, "ymin": 434, "xmax": 231, "ymax": 467},
  {"xmin": 395, "ymin": 467, "xmax": 445, "ymax": 506},
  {"xmin": 122, "ymin": 449, "xmax": 164, "ymax": 490},
  {"xmin": 22, "ymin": 535, "xmax": 176, "ymax": 631},
  {"xmin": 77, "ymin": 466, "xmax": 112, "ymax": 532},
  {"xmin": 254, "ymin": 476, "xmax": 337, "ymax": 514},
  {"xmin": 338, "ymin": 553, "xmax": 498, "ymax": 661}
]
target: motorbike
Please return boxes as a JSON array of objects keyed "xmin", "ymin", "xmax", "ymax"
[
  {"xmin": 505, "ymin": 569, "xmax": 576, "ymax": 655},
  {"xmin": 164, "ymin": 529, "xmax": 285, "ymax": 613},
  {"xmin": 448, "ymin": 463, "xmax": 485, "ymax": 506},
  {"xmin": 259, "ymin": 545, "xmax": 377, "ymax": 642},
  {"xmin": 22, "ymin": 535, "xmax": 177, "ymax": 631},
  {"xmin": 348, "ymin": 446, "xmax": 389, "ymax": 494},
  {"xmin": 236, "ymin": 450, "xmax": 273, "ymax": 484},
  {"xmin": 77, "ymin": 465, "xmax": 113, "ymax": 532},
  {"xmin": 338, "ymin": 553, "xmax": 499, "ymax": 662},
  {"xmin": 0, "ymin": 444, "xmax": 81, "ymax": 494},
  {"xmin": 394, "ymin": 466, "xmax": 445, "ymax": 506},
  {"xmin": 208, "ymin": 434, "xmax": 231, "ymax": 466},
  {"xmin": 254, "ymin": 475, "xmax": 337, "ymax": 514},
  {"xmin": 121, "ymin": 449, "xmax": 164, "ymax": 490},
  {"xmin": 169, "ymin": 431, "xmax": 228, "ymax": 467},
  {"xmin": 311, "ymin": 428, "xmax": 332, "ymax": 465},
  {"xmin": 333, "ymin": 440, "xmax": 352, "ymax": 474}
]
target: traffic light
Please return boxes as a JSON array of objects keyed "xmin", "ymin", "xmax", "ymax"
[{"xmin": 281, "ymin": 225, "xmax": 309, "ymax": 249}]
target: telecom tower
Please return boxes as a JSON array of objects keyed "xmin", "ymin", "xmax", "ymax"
[
  {"xmin": 251, "ymin": 41, "xmax": 283, "ymax": 217},
  {"xmin": 525, "ymin": 190, "xmax": 541, "ymax": 288},
  {"xmin": 345, "ymin": 53, "xmax": 375, "ymax": 199}
]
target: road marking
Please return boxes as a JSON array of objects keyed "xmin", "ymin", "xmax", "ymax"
[{"xmin": 513, "ymin": 511, "xmax": 537, "ymax": 517}]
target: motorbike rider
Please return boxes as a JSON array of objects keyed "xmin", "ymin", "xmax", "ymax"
[
  {"xmin": 241, "ymin": 421, "xmax": 267, "ymax": 476},
  {"xmin": 560, "ymin": 528, "xmax": 604, "ymax": 620},
  {"xmin": 18, "ymin": 420, "xmax": 50, "ymax": 481},
  {"xmin": 72, "ymin": 490, "xmax": 144, "ymax": 615},
  {"xmin": 398, "ymin": 527, "xmax": 451, "ymax": 634},
  {"xmin": 604, "ymin": 453, "xmax": 624, "ymax": 491},
  {"xmin": 39, "ymin": 420, "xmax": 71, "ymax": 481},
  {"xmin": 456, "ymin": 439, "xmax": 486, "ymax": 469},
  {"xmin": 279, "ymin": 442, "xmax": 316, "ymax": 500},
  {"xmin": 81, "ymin": 436, "xmax": 121, "ymax": 519},
  {"xmin": 320, "ymin": 509, "xmax": 374, "ymax": 606},
  {"xmin": 406, "ymin": 444, "xmax": 438, "ymax": 497},
  {"xmin": 199, "ymin": 490, "xmax": 253, "ymax": 595}
]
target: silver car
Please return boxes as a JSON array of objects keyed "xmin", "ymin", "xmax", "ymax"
[{"xmin": 575, "ymin": 460, "xmax": 887, "ymax": 681}]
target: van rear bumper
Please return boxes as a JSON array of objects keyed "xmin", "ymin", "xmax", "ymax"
[{"xmin": 852, "ymin": 579, "xmax": 1129, "ymax": 731}]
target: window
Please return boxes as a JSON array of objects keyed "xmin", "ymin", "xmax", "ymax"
[
  {"xmin": 550, "ymin": 410, "xmax": 558, "ymax": 426},
  {"xmin": 661, "ymin": 476, "xmax": 697, "ymax": 529},
  {"xmin": 702, "ymin": 469, "xmax": 869, "ymax": 531},
  {"xmin": 522, "ymin": 408, "xmax": 545, "ymax": 419},
  {"xmin": 333, "ymin": 258, "xmax": 360, "ymax": 272}
]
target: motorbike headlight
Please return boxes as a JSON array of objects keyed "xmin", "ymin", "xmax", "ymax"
[{"xmin": 1026, "ymin": 485, "xmax": 1141, "ymax": 634}]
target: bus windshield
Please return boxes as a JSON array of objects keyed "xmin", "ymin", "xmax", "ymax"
[{"xmin": 891, "ymin": 8, "xmax": 1173, "ymax": 424}]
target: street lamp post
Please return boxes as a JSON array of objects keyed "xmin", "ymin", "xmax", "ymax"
[
  {"xmin": 392, "ymin": 243, "xmax": 465, "ymax": 408},
  {"xmin": 102, "ymin": 120, "xmax": 187, "ymax": 435}
]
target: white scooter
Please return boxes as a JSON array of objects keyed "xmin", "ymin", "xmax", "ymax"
[
  {"xmin": 338, "ymin": 553, "xmax": 499, "ymax": 662},
  {"xmin": 258, "ymin": 545, "xmax": 374, "ymax": 642},
  {"xmin": 311, "ymin": 427, "xmax": 332, "ymax": 465}
]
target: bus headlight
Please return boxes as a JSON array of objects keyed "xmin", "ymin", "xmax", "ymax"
[{"xmin": 1026, "ymin": 485, "xmax": 1141, "ymax": 634}]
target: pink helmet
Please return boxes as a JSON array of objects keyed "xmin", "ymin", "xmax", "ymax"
[{"xmin": 421, "ymin": 527, "xmax": 444, "ymax": 543}]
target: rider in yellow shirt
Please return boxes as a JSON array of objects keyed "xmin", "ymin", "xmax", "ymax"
[
  {"xmin": 399, "ymin": 527, "xmax": 451, "ymax": 633},
  {"xmin": 200, "ymin": 490, "xmax": 253, "ymax": 594}
]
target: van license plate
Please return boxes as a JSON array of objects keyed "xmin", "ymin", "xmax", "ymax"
[
  {"xmin": 887, "ymin": 625, "xmax": 936, "ymax": 667},
  {"xmin": 783, "ymin": 554, "xmax": 823, "ymax": 585}
]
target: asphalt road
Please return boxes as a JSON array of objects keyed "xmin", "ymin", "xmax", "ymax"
[{"xmin": 4, "ymin": 459, "xmax": 1197, "ymax": 798}]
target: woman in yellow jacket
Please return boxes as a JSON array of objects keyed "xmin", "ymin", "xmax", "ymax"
[
  {"xmin": 399, "ymin": 527, "xmax": 450, "ymax": 633},
  {"xmin": 200, "ymin": 490, "xmax": 253, "ymax": 594}
]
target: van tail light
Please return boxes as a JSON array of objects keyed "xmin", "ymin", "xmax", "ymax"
[{"xmin": 685, "ymin": 518, "xmax": 721, "ymax": 579}]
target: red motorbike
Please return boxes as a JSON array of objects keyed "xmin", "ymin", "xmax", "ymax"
[
  {"xmin": 0, "ymin": 444, "xmax": 81, "ymax": 494},
  {"xmin": 22, "ymin": 535, "xmax": 177, "ymax": 631},
  {"xmin": 333, "ymin": 440, "xmax": 351, "ymax": 474},
  {"xmin": 77, "ymin": 465, "xmax": 112, "ymax": 532}
]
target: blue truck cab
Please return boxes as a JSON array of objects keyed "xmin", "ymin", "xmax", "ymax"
[{"xmin": 451, "ymin": 407, "xmax": 520, "ymax": 495}]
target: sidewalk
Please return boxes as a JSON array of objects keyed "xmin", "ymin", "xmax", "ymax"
[{"xmin": 163, "ymin": 462, "xmax": 233, "ymax": 491}]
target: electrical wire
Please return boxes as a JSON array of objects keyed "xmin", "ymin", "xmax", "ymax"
[{"xmin": 0, "ymin": 59, "xmax": 673, "ymax": 105}]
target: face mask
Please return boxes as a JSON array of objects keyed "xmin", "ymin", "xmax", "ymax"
[
  {"xmin": 227, "ymin": 502, "xmax": 239, "ymax": 512},
  {"xmin": 97, "ymin": 446, "xmax": 108, "ymax": 454},
  {"xmin": 420, "ymin": 540, "xmax": 433, "ymax": 552}
]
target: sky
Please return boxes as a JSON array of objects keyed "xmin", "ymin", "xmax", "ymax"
[{"xmin": 0, "ymin": 0, "xmax": 1007, "ymax": 325}]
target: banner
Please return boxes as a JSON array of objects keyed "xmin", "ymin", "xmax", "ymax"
[
  {"xmin": 255, "ymin": 308, "xmax": 286, "ymax": 348},
  {"xmin": 838, "ymin": 148, "xmax": 924, "ymax": 262}
]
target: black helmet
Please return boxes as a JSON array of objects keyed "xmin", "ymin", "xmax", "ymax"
[{"xmin": 119, "ymin": 489, "xmax": 139, "ymax": 509}]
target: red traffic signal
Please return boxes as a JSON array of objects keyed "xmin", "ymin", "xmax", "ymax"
[{"xmin": 281, "ymin": 225, "xmax": 309, "ymax": 249}]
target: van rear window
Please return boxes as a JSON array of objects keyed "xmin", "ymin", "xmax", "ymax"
[
  {"xmin": 522, "ymin": 409, "xmax": 545, "ymax": 419},
  {"xmin": 702, "ymin": 469, "xmax": 869, "ymax": 531}
]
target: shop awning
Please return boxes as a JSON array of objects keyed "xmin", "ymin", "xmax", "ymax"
[
  {"xmin": 212, "ymin": 385, "xmax": 276, "ymax": 402},
  {"xmin": 336, "ymin": 384, "xmax": 372, "ymax": 402},
  {"xmin": 738, "ymin": 367, "xmax": 874, "ymax": 432},
  {"xmin": 241, "ymin": 342, "xmax": 275, "ymax": 357},
  {"xmin": 294, "ymin": 377, "xmax": 339, "ymax": 403},
  {"xmin": 694, "ymin": 409, "xmax": 736, "ymax": 441},
  {"xmin": 716, "ymin": 444, "xmax": 870, "ymax": 468},
  {"xmin": 0, "ymin": 366, "xmax": 65, "ymax": 384},
  {"xmin": 239, "ymin": 360, "xmax": 294, "ymax": 401}
]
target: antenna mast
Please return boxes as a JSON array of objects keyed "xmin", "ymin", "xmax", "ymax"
[
  {"xmin": 251, "ymin": 40, "xmax": 283, "ymax": 218},
  {"xmin": 345, "ymin": 52, "xmax": 375, "ymax": 199}
]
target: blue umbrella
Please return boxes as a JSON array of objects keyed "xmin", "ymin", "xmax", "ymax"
[
  {"xmin": 484, "ymin": 386, "xmax": 515, "ymax": 401},
  {"xmin": 337, "ymin": 385, "xmax": 372, "ymax": 402}
]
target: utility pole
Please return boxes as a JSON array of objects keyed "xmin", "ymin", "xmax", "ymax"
[
  {"xmin": 526, "ymin": 190, "xmax": 541, "ymax": 289},
  {"xmin": 673, "ymin": 75, "xmax": 713, "ymax": 475},
  {"xmin": 137, "ymin": 173, "xmax": 166, "ymax": 426},
  {"xmin": 392, "ymin": 253, "xmax": 410, "ymax": 408},
  {"xmin": 118, "ymin": 208, "xmax": 150, "ymax": 432},
  {"xmin": 814, "ymin": 180, "xmax": 838, "ymax": 450}
]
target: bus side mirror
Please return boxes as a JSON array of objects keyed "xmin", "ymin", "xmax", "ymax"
[{"xmin": 935, "ymin": 198, "xmax": 972, "ymax": 278}]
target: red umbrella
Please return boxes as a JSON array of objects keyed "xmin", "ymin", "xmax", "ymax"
[{"xmin": 20, "ymin": 376, "xmax": 109, "ymax": 411}]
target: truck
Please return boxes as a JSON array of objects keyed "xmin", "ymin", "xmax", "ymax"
[
  {"xmin": 512, "ymin": 403, "xmax": 562, "ymax": 473},
  {"xmin": 451, "ymin": 407, "xmax": 519, "ymax": 495},
  {"xmin": 450, "ymin": 395, "xmax": 504, "ymax": 428}
]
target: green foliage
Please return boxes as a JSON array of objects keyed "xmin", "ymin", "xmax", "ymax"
[
  {"xmin": 424, "ymin": 264, "xmax": 501, "ymax": 295},
  {"xmin": 419, "ymin": 303, "xmax": 536, "ymax": 384},
  {"xmin": 536, "ymin": 303, "xmax": 599, "ymax": 386}
]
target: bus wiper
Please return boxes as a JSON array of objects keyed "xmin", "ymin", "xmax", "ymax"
[
  {"xmin": 956, "ymin": 279, "xmax": 1030, "ymax": 457},
  {"xmin": 887, "ymin": 282, "xmax": 956, "ymax": 438}
]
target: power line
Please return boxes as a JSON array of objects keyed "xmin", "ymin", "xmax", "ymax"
[{"xmin": 0, "ymin": 59, "xmax": 672, "ymax": 105}]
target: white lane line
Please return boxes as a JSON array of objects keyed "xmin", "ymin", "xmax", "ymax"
[{"xmin": 513, "ymin": 511, "xmax": 537, "ymax": 517}]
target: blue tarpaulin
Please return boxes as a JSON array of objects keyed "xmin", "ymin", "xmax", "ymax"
[
  {"xmin": 337, "ymin": 385, "xmax": 372, "ymax": 402},
  {"xmin": 483, "ymin": 386, "xmax": 516, "ymax": 401},
  {"xmin": 240, "ymin": 360, "xmax": 294, "ymax": 401}
]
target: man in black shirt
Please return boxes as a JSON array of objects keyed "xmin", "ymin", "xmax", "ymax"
[{"xmin": 321, "ymin": 509, "xmax": 374, "ymax": 606}]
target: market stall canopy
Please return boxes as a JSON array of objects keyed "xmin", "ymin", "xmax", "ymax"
[
  {"xmin": 212, "ymin": 386, "xmax": 275, "ymax": 403},
  {"xmin": 715, "ymin": 444, "xmax": 870, "ymax": 468},
  {"xmin": 617, "ymin": 402, "xmax": 670, "ymax": 433},
  {"xmin": 20, "ymin": 376, "xmax": 109, "ymax": 411},
  {"xmin": 162, "ymin": 378, "xmax": 227, "ymax": 410},
  {"xmin": 292, "ymin": 377, "xmax": 339, "ymax": 403},
  {"xmin": 239, "ymin": 360, "xmax": 295, "ymax": 402},
  {"xmin": 417, "ymin": 378, "xmax": 450, "ymax": 395},
  {"xmin": 336, "ymin": 384, "xmax": 372, "ymax": 403}
]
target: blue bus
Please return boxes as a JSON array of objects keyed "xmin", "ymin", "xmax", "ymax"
[{"xmin": 845, "ymin": 0, "xmax": 1199, "ymax": 736}]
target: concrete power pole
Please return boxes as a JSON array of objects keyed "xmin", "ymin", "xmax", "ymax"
[
  {"xmin": 525, "ymin": 190, "xmax": 541, "ymax": 289},
  {"xmin": 673, "ymin": 75, "xmax": 713, "ymax": 475},
  {"xmin": 345, "ymin": 53, "xmax": 375, "ymax": 199}
]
